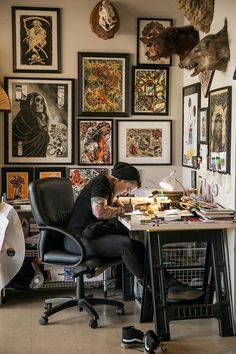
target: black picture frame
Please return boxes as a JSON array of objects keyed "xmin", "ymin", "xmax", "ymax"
[
  {"xmin": 78, "ymin": 52, "xmax": 129, "ymax": 117},
  {"xmin": 132, "ymin": 65, "xmax": 169, "ymax": 115},
  {"xmin": 137, "ymin": 18, "xmax": 173, "ymax": 66},
  {"xmin": 198, "ymin": 107, "xmax": 208, "ymax": 144},
  {"xmin": 1, "ymin": 167, "xmax": 33, "ymax": 201},
  {"xmin": 4, "ymin": 77, "xmax": 75, "ymax": 165},
  {"xmin": 78, "ymin": 119, "xmax": 113, "ymax": 165},
  {"xmin": 117, "ymin": 119, "xmax": 172, "ymax": 165},
  {"xmin": 182, "ymin": 83, "xmax": 201, "ymax": 169},
  {"xmin": 12, "ymin": 6, "xmax": 61, "ymax": 73},
  {"xmin": 208, "ymin": 86, "xmax": 232, "ymax": 174},
  {"xmin": 34, "ymin": 167, "xmax": 66, "ymax": 180}
]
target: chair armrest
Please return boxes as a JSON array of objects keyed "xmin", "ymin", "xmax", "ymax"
[{"xmin": 39, "ymin": 225, "xmax": 86, "ymax": 261}]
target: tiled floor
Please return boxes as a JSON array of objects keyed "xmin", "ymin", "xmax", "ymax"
[{"xmin": 1, "ymin": 288, "xmax": 236, "ymax": 354}]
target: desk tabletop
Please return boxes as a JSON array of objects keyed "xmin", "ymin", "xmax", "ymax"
[{"xmin": 119, "ymin": 214, "xmax": 236, "ymax": 232}]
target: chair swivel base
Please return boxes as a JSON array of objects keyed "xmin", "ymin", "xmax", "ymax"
[{"xmin": 39, "ymin": 296, "xmax": 125, "ymax": 328}]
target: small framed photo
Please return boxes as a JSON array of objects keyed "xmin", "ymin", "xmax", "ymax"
[
  {"xmin": 1, "ymin": 167, "xmax": 33, "ymax": 201},
  {"xmin": 208, "ymin": 86, "xmax": 232, "ymax": 174},
  {"xmin": 68, "ymin": 167, "xmax": 109, "ymax": 199},
  {"xmin": 132, "ymin": 65, "xmax": 169, "ymax": 115},
  {"xmin": 182, "ymin": 83, "xmax": 201, "ymax": 169},
  {"xmin": 78, "ymin": 52, "xmax": 129, "ymax": 117},
  {"xmin": 137, "ymin": 18, "xmax": 173, "ymax": 66},
  {"xmin": 35, "ymin": 167, "xmax": 66, "ymax": 179},
  {"xmin": 117, "ymin": 120, "xmax": 172, "ymax": 165},
  {"xmin": 12, "ymin": 6, "xmax": 61, "ymax": 73},
  {"xmin": 4, "ymin": 77, "xmax": 74, "ymax": 164},
  {"xmin": 198, "ymin": 107, "xmax": 208, "ymax": 144},
  {"xmin": 198, "ymin": 70, "xmax": 215, "ymax": 98},
  {"xmin": 78, "ymin": 119, "xmax": 113, "ymax": 165}
]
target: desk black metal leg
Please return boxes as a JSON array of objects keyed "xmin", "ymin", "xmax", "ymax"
[
  {"xmin": 147, "ymin": 232, "xmax": 171, "ymax": 341},
  {"xmin": 140, "ymin": 246, "xmax": 153, "ymax": 323},
  {"xmin": 212, "ymin": 231, "xmax": 234, "ymax": 336}
]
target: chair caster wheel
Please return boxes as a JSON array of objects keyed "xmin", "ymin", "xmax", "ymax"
[
  {"xmin": 89, "ymin": 319, "xmax": 98, "ymax": 329},
  {"xmin": 44, "ymin": 303, "xmax": 52, "ymax": 310},
  {"xmin": 116, "ymin": 306, "xmax": 125, "ymax": 315},
  {"xmin": 39, "ymin": 315, "xmax": 48, "ymax": 325}
]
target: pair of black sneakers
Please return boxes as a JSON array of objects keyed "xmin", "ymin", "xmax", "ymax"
[{"xmin": 122, "ymin": 326, "xmax": 163, "ymax": 353}]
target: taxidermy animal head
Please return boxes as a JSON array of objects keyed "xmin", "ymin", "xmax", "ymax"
[
  {"xmin": 140, "ymin": 22, "xmax": 199, "ymax": 62},
  {"xmin": 176, "ymin": 0, "xmax": 215, "ymax": 33},
  {"xmin": 90, "ymin": 0, "xmax": 120, "ymax": 40},
  {"xmin": 179, "ymin": 19, "xmax": 230, "ymax": 76}
]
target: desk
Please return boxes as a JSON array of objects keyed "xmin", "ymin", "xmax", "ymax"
[{"xmin": 119, "ymin": 215, "xmax": 235, "ymax": 341}]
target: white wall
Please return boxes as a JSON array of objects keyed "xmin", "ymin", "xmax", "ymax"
[
  {"xmin": 0, "ymin": 0, "xmax": 184, "ymax": 190},
  {"xmin": 182, "ymin": 0, "xmax": 236, "ymax": 323}
]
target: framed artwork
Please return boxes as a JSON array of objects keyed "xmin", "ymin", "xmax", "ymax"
[
  {"xmin": 233, "ymin": 67, "xmax": 236, "ymax": 80},
  {"xmin": 12, "ymin": 7, "xmax": 61, "ymax": 73},
  {"xmin": 208, "ymin": 86, "xmax": 232, "ymax": 174},
  {"xmin": 78, "ymin": 52, "xmax": 129, "ymax": 117},
  {"xmin": 198, "ymin": 70, "xmax": 215, "ymax": 98},
  {"xmin": 35, "ymin": 167, "xmax": 66, "ymax": 179},
  {"xmin": 137, "ymin": 18, "xmax": 173, "ymax": 66},
  {"xmin": 117, "ymin": 120, "xmax": 172, "ymax": 165},
  {"xmin": 198, "ymin": 107, "xmax": 208, "ymax": 144},
  {"xmin": 4, "ymin": 77, "xmax": 74, "ymax": 164},
  {"xmin": 68, "ymin": 167, "xmax": 109, "ymax": 199},
  {"xmin": 1, "ymin": 167, "xmax": 33, "ymax": 201},
  {"xmin": 182, "ymin": 83, "xmax": 201, "ymax": 169},
  {"xmin": 78, "ymin": 119, "xmax": 113, "ymax": 165},
  {"xmin": 132, "ymin": 66, "xmax": 169, "ymax": 115}
]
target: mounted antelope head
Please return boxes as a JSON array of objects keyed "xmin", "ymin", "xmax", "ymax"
[{"xmin": 90, "ymin": 0, "xmax": 120, "ymax": 40}]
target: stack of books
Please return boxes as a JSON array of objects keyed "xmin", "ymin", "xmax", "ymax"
[{"xmin": 196, "ymin": 205, "xmax": 235, "ymax": 223}]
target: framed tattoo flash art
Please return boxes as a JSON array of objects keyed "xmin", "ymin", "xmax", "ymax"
[
  {"xmin": 78, "ymin": 52, "xmax": 129, "ymax": 117},
  {"xmin": 198, "ymin": 70, "xmax": 215, "ymax": 98},
  {"xmin": 208, "ymin": 86, "xmax": 232, "ymax": 174},
  {"xmin": 182, "ymin": 83, "xmax": 201, "ymax": 169},
  {"xmin": 4, "ymin": 77, "xmax": 74, "ymax": 164},
  {"xmin": 78, "ymin": 119, "xmax": 113, "ymax": 165},
  {"xmin": 198, "ymin": 107, "xmax": 208, "ymax": 145},
  {"xmin": 132, "ymin": 66, "xmax": 169, "ymax": 115},
  {"xmin": 137, "ymin": 18, "xmax": 173, "ymax": 66},
  {"xmin": 12, "ymin": 7, "xmax": 61, "ymax": 73},
  {"xmin": 117, "ymin": 120, "xmax": 172, "ymax": 165},
  {"xmin": 34, "ymin": 167, "xmax": 66, "ymax": 179},
  {"xmin": 68, "ymin": 167, "xmax": 109, "ymax": 199},
  {"xmin": 1, "ymin": 167, "xmax": 33, "ymax": 201}
]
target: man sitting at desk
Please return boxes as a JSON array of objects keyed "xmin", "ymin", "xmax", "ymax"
[{"xmin": 65, "ymin": 161, "xmax": 203, "ymax": 301}]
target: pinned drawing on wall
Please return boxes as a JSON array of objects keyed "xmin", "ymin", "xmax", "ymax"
[
  {"xmin": 12, "ymin": 6, "xmax": 61, "ymax": 73},
  {"xmin": 208, "ymin": 86, "xmax": 232, "ymax": 174},
  {"xmin": 4, "ymin": 77, "xmax": 74, "ymax": 164},
  {"xmin": 182, "ymin": 83, "xmax": 201, "ymax": 169},
  {"xmin": 198, "ymin": 70, "xmax": 215, "ymax": 98}
]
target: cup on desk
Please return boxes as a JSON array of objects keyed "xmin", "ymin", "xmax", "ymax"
[{"xmin": 160, "ymin": 200, "xmax": 171, "ymax": 211}]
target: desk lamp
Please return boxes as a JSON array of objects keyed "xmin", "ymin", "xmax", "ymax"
[{"xmin": 159, "ymin": 170, "xmax": 188, "ymax": 195}]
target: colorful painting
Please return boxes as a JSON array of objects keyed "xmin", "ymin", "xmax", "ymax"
[
  {"xmin": 132, "ymin": 66, "xmax": 169, "ymax": 115},
  {"xmin": 1, "ymin": 167, "xmax": 33, "ymax": 200},
  {"xmin": 208, "ymin": 86, "xmax": 232, "ymax": 174},
  {"xmin": 35, "ymin": 167, "xmax": 66, "ymax": 179},
  {"xmin": 4, "ymin": 77, "xmax": 74, "ymax": 164},
  {"xmin": 182, "ymin": 83, "xmax": 201, "ymax": 169},
  {"xmin": 78, "ymin": 52, "xmax": 129, "ymax": 116},
  {"xmin": 68, "ymin": 167, "xmax": 109, "ymax": 199},
  {"xmin": 117, "ymin": 120, "xmax": 172, "ymax": 165},
  {"xmin": 78, "ymin": 119, "xmax": 113, "ymax": 165}
]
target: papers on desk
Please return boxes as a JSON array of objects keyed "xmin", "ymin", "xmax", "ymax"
[
  {"xmin": 125, "ymin": 210, "xmax": 143, "ymax": 216},
  {"xmin": 132, "ymin": 209, "xmax": 193, "ymax": 223}
]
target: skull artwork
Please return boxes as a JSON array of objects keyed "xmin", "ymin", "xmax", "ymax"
[{"xmin": 179, "ymin": 19, "xmax": 230, "ymax": 76}]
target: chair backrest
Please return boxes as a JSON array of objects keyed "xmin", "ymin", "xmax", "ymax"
[{"xmin": 29, "ymin": 177, "xmax": 74, "ymax": 227}]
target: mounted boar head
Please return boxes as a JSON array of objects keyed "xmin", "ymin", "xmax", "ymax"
[
  {"xmin": 140, "ymin": 23, "xmax": 199, "ymax": 62},
  {"xmin": 90, "ymin": 0, "xmax": 120, "ymax": 40},
  {"xmin": 179, "ymin": 19, "xmax": 230, "ymax": 76},
  {"xmin": 176, "ymin": 0, "xmax": 215, "ymax": 33}
]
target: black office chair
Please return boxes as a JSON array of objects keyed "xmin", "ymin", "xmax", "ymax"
[{"xmin": 29, "ymin": 177, "xmax": 124, "ymax": 329}]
